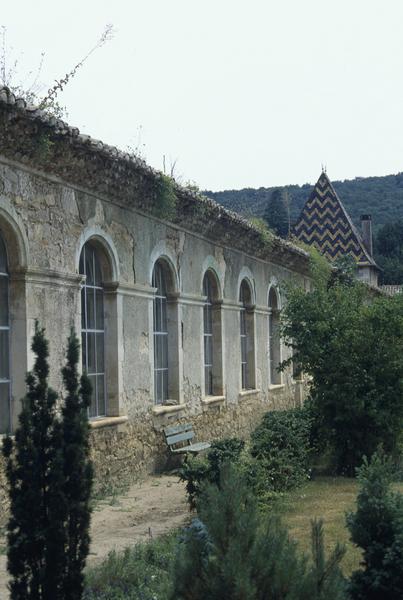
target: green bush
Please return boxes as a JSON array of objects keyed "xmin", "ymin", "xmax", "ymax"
[
  {"xmin": 347, "ymin": 451, "xmax": 403, "ymax": 600},
  {"xmin": 84, "ymin": 533, "xmax": 176, "ymax": 600},
  {"xmin": 250, "ymin": 408, "xmax": 312, "ymax": 495},
  {"xmin": 178, "ymin": 438, "xmax": 245, "ymax": 508}
]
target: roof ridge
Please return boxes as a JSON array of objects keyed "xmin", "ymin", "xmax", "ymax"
[{"xmin": 0, "ymin": 86, "xmax": 309, "ymax": 263}]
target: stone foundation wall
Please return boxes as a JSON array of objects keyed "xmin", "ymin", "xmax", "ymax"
[{"xmin": 89, "ymin": 385, "xmax": 300, "ymax": 495}]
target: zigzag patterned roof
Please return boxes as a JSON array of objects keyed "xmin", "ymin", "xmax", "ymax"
[{"xmin": 293, "ymin": 172, "xmax": 377, "ymax": 267}]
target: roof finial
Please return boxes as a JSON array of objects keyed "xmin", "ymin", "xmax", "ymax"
[{"xmin": 321, "ymin": 163, "xmax": 327, "ymax": 174}]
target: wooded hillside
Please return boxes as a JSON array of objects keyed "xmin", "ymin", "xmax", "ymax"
[{"xmin": 205, "ymin": 172, "xmax": 403, "ymax": 233}]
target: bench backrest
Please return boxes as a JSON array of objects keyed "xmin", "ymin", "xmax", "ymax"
[{"xmin": 164, "ymin": 423, "xmax": 194, "ymax": 449}]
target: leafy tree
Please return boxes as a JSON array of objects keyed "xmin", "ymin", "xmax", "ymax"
[
  {"xmin": 374, "ymin": 220, "xmax": 403, "ymax": 284},
  {"xmin": 281, "ymin": 275, "xmax": 403, "ymax": 474},
  {"xmin": 2, "ymin": 325, "xmax": 93, "ymax": 600},
  {"xmin": 263, "ymin": 188, "xmax": 289, "ymax": 237},
  {"xmin": 172, "ymin": 466, "xmax": 346, "ymax": 600},
  {"xmin": 347, "ymin": 451, "xmax": 403, "ymax": 600}
]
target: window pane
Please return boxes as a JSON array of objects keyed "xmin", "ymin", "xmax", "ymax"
[
  {"xmin": 81, "ymin": 332, "xmax": 87, "ymax": 370},
  {"xmin": 97, "ymin": 375, "xmax": 106, "ymax": 416},
  {"xmin": 0, "ymin": 381, "xmax": 10, "ymax": 434},
  {"xmin": 155, "ymin": 335, "xmax": 164, "ymax": 369},
  {"xmin": 87, "ymin": 333, "xmax": 96, "ymax": 374},
  {"xmin": 88, "ymin": 374, "xmax": 97, "ymax": 417},
  {"xmin": 0, "ymin": 277, "xmax": 8, "ymax": 327},
  {"xmin": 96, "ymin": 333, "xmax": 104, "ymax": 373},
  {"xmin": 95, "ymin": 289, "xmax": 104, "ymax": 329},
  {"xmin": 161, "ymin": 298, "xmax": 167, "ymax": 331},
  {"xmin": 94, "ymin": 253, "xmax": 102, "ymax": 286},
  {"xmin": 240, "ymin": 310, "xmax": 246, "ymax": 335},
  {"xmin": 87, "ymin": 288, "xmax": 95, "ymax": 330},
  {"xmin": 0, "ymin": 330, "xmax": 9, "ymax": 380},
  {"xmin": 154, "ymin": 297, "xmax": 162, "ymax": 332},
  {"xmin": 162, "ymin": 370, "xmax": 168, "ymax": 403},
  {"xmin": 241, "ymin": 337, "xmax": 247, "ymax": 364},
  {"xmin": 204, "ymin": 304, "xmax": 212, "ymax": 334},
  {"xmin": 155, "ymin": 371, "xmax": 162, "ymax": 405},
  {"xmin": 85, "ymin": 248, "xmax": 94, "ymax": 285},
  {"xmin": 205, "ymin": 366, "xmax": 213, "ymax": 395},
  {"xmin": 0, "ymin": 235, "xmax": 7, "ymax": 274},
  {"xmin": 81, "ymin": 288, "xmax": 86, "ymax": 329}
]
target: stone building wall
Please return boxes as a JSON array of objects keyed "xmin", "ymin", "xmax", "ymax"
[{"xmin": 0, "ymin": 86, "xmax": 311, "ymax": 500}]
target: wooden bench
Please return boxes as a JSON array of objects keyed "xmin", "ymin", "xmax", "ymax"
[{"xmin": 164, "ymin": 423, "xmax": 211, "ymax": 455}]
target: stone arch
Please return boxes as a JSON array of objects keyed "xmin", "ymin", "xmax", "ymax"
[
  {"xmin": 0, "ymin": 197, "xmax": 29, "ymax": 272},
  {"xmin": 200, "ymin": 255, "xmax": 223, "ymax": 300},
  {"xmin": 267, "ymin": 277, "xmax": 282, "ymax": 310},
  {"xmin": 76, "ymin": 226, "xmax": 119, "ymax": 282},
  {"xmin": 237, "ymin": 266, "xmax": 256, "ymax": 305},
  {"xmin": 149, "ymin": 242, "xmax": 179, "ymax": 294}
]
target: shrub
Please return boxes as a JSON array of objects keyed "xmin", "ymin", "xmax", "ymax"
[
  {"xmin": 250, "ymin": 408, "xmax": 312, "ymax": 495},
  {"xmin": 172, "ymin": 465, "xmax": 347, "ymax": 600},
  {"xmin": 346, "ymin": 450, "xmax": 403, "ymax": 600},
  {"xmin": 84, "ymin": 532, "xmax": 176, "ymax": 600},
  {"xmin": 179, "ymin": 438, "xmax": 245, "ymax": 508}
]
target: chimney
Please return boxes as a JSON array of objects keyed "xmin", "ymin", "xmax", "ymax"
[{"xmin": 360, "ymin": 214, "xmax": 373, "ymax": 256}]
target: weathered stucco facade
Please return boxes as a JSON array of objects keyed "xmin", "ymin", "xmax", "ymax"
[{"xmin": 0, "ymin": 86, "xmax": 311, "ymax": 495}]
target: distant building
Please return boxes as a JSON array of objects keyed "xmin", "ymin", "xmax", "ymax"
[{"xmin": 293, "ymin": 171, "xmax": 379, "ymax": 286}]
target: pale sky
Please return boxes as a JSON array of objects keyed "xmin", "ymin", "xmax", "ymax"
[{"xmin": 2, "ymin": 0, "xmax": 403, "ymax": 191}]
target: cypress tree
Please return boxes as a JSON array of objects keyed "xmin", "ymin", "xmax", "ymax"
[
  {"xmin": 263, "ymin": 188, "xmax": 289, "ymax": 238},
  {"xmin": 3, "ymin": 322, "xmax": 66, "ymax": 599},
  {"xmin": 61, "ymin": 330, "xmax": 93, "ymax": 600},
  {"xmin": 2, "ymin": 325, "xmax": 93, "ymax": 600}
]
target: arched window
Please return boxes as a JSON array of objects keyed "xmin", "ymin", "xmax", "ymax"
[
  {"xmin": 239, "ymin": 279, "xmax": 256, "ymax": 390},
  {"xmin": 0, "ymin": 234, "xmax": 10, "ymax": 433},
  {"xmin": 79, "ymin": 242, "xmax": 106, "ymax": 417},
  {"xmin": 203, "ymin": 273, "xmax": 214, "ymax": 395},
  {"xmin": 268, "ymin": 287, "xmax": 281, "ymax": 385},
  {"xmin": 202, "ymin": 270, "xmax": 223, "ymax": 397},
  {"xmin": 153, "ymin": 260, "xmax": 169, "ymax": 405}
]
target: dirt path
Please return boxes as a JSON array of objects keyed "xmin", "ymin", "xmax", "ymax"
[{"xmin": 0, "ymin": 474, "xmax": 188, "ymax": 598}]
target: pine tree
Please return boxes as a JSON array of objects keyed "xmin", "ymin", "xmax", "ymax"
[
  {"xmin": 2, "ymin": 322, "xmax": 67, "ymax": 599},
  {"xmin": 172, "ymin": 465, "xmax": 346, "ymax": 600},
  {"xmin": 263, "ymin": 188, "xmax": 289, "ymax": 237},
  {"xmin": 61, "ymin": 330, "xmax": 93, "ymax": 600}
]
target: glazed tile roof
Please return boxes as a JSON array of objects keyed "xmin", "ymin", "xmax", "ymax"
[{"xmin": 293, "ymin": 171, "xmax": 377, "ymax": 268}]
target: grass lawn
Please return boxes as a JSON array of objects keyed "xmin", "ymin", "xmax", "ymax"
[{"xmin": 278, "ymin": 476, "xmax": 403, "ymax": 576}]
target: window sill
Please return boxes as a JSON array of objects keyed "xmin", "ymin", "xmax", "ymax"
[
  {"xmin": 202, "ymin": 395, "xmax": 226, "ymax": 406},
  {"xmin": 152, "ymin": 403, "xmax": 185, "ymax": 416},
  {"xmin": 89, "ymin": 415, "xmax": 128, "ymax": 430},
  {"xmin": 268, "ymin": 384, "xmax": 285, "ymax": 391},
  {"xmin": 239, "ymin": 388, "xmax": 260, "ymax": 399}
]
